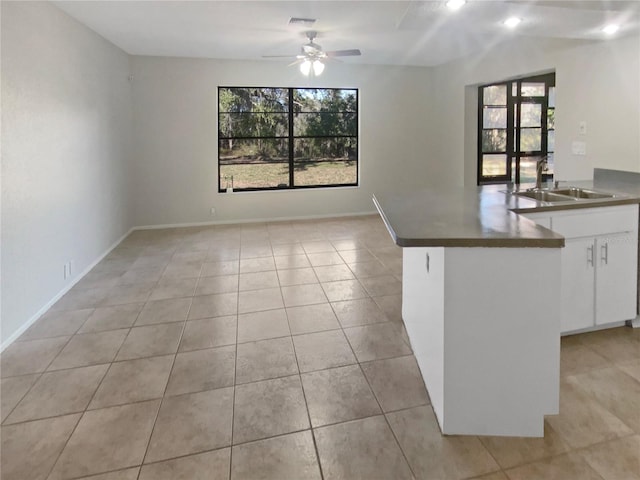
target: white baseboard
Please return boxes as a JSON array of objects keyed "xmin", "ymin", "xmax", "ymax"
[
  {"xmin": 133, "ymin": 210, "xmax": 378, "ymax": 230},
  {"xmin": 1, "ymin": 227, "xmax": 135, "ymax": 352}
]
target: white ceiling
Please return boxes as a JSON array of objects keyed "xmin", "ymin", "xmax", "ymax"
[{"xmin": 53, "ymin": 0, "xmax": 640, "ymax": 67}]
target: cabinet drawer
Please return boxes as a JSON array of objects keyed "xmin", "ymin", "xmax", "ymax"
[{"xmin": 552, "ymin": 205, "xmax": 639, "ymax": 239}]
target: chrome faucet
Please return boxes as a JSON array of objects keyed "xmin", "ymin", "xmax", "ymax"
[{"xmin": 535, "ymin": 155, "xmax": 548, "ymax": 190}]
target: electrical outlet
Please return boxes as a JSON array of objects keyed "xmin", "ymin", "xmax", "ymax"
[
  {"xmin": 64, "ymin": 263, "xmax": 69, "ymax": 279},
  {"xmin": 210, "ymin": 207, "xmax": 216, "ymax": 216}
]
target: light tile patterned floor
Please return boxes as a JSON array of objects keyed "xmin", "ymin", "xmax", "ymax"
[{"xmin": 1, "ymin": 215, "xmax": 639, "ymax": 479}]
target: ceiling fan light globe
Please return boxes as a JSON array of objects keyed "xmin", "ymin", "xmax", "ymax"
[
  {"xmin": 312, "ymin": 60, "xmax": 325, "ymax": 76},
  {"xmin": 300, "ymin": 59, "xmax": 312, "ymax": 76}
]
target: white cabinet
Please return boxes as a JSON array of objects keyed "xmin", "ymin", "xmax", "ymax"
[{"xmin": 549, "ymin": 205, "xmax": 638, "ymax": 333}]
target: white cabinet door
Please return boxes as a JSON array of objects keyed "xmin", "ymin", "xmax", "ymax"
[
  {"xmin": 561, "ymin": 237, "xmax": 596, "ymax": 332},
  {"xmin": 595, "ymin": 233, "xmax": 639, "ymax": 325}
]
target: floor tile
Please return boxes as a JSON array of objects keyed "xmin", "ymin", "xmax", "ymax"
[
  {"xmin": 286, "ymin": 303, "xmax": 340, "ymax": 335},
  {"xmin": 1, "ymin": 337, "xmax": 69, "ymax": 377},
  {"xmin": 139, "ymin": 449, "xmax": 230, "ymax": 480},
  {"xmin": 1, "ymin": 374, "xmax": 39, "ymax": 422},
  {"xmin": 145, "ymin": 388, "xmax": 233, "ymax": 463},
  {"xmin": 331, "ymin": 298, "xmax": 389, "ymax": 328},
  {"xmin": 302, "ymin": 365, "xmax": 380, "ymax": 427},
  {"xmin": 119, "ymin": 266, "xmax": 164, "ymax": 285},
  {"xmin": 149, "ymin": 277, "xmax": 197, "ymax": 301},
  {"xmin": 240, "ymin": 244, "xmax": 273, "ymax": 259},
  {"xmin": 277, "ymin": 267, "xmax": 318, "ymax": 286},
  {"xmin": 239, "ymin": 271, "xmax": 280, "ymax": 291},
  {"xmin": 313, "ymin": 264, "xmax": 355, "ymax": 282},
  {"xmin": 545, "ymin": 377, "xmax": 633, "ymax": 449},
  {"xmin": 618, "ymin": 359, "xmax": 640, "ymax": 382},
  {"xmin": 239, "ymin": 257, "xmax": 275, "ymax": 274},
  {"xmin": 314, "ymin": 415, "xmax": 413, "ymax": 480},
  {"xmin": 75, "ymin": 271, "xmax": 122, "ymax": 290},
  {"xmin": 331, "ymin": 239, "xmax": 366, "ymax": 252},
  {"xmin": 116, "ymin": 323, "xmax": 182, "ymax": 361},
  {"xmin": 272, "ymin": 244, "xmax": 305, "ymax": 256},
  {"xmin": 135, "ymin": 297, "xmax": 192, "ymax": 326},
  {"xmin": 196, "ymin": 274, "xmax": 238, "ymax": 296},
  {"xmin": 479, "ymin": 421, "xmax": 570, "ymax": 469},
  {"xmin": 578, "ymin": 326, "xmax": 640, "ymax": 364},
  {"xmin": 238, "ymin": 288, "xmax": 283, "ymax": 314},
  {"xmin": 302, "ymin": 240, "xmax": 336, "ymax": 254},
  {"xmin": 469, "ymin": 472, "xmax": 509, "ymax": 480},
  {"xmin": 19, "ymin": 308, "xmax": 93, "ymax": 341},
  {"xmin": 76, "ymin": 467, "xmax": 140, "ymax": 479},
  {"xmin": 79, "ymin": 304, "xmax": 143, "ymax": 333},
  {"xmin": 275, "ymin": 254, "xmax": 311, "ymax": 270},
  {"xmin": 90, "ymin": 355, "xmax": 174, "ymax": 409},
  {"xmin": 237, "ymin": 308, "xmax": 290, "ymax": 343},
  {"xmin": 231, "ymin": 431, "xmax": 320, "ymax": 480},
  {"xmin": 358, "ymin": 274, "xmax": 402, "ymax": 297},
  {"xmin": 281, "ymin": 283, "xmax": 328, "ymax": 308},
  {"xmin": 179, "ymin": 316, "xmax": 237, "ymax": 351},
  {"xmin": 361, "ymin": 355, "xmax": 429, "ymax": 412},
  {"xmin": 338, "ymin": 249, "xmax": 376, "ymax": 264},
  {"xmin": 293, "ymin": 329, "xmax": 356, "ymax": 373},
  {"xmin": 560, "ymin": 339, "xmax": 612, "ymax": 377},
  {"xmin": 52, "ymin": 287, "xmax": 107, "ymax": 311},
  {"xmin": 387, "ymin": 405, "xmax": 501, "ymax": 480},
  {"xmin": 6, "ymin": 364, "xmax": 108, "ymax": 424},
  {"xmin": 568, "ymin": 366, "xmax": 640, "ymax": 432},
  {"xmin": 0, "ymin": 413, "xmax": 80, "ymax": 480},
  {"xmin": 307, "ymin": 252, "xmax": 344, "ymax": 267},
  {"xmin": 504, "ymin": 452, "xmax": 604, "ymax": 480},
  {"xmin": 202, "ymin": 260, "xmax": 239, "ymax": 276},
  {"xmin": 321, "ymin": 279, "xmax": 368, "ymax": 302},
  {"xmin": 372, "ymin": 294, "xmax": 403, "ymax": 323},
  {"xmin": 233, "ymin": 375, "xmax": 309, "ymax": 444},
  {"xmin": 578, "ymin": 434, "xmax": 640, "ymax": 480},
  {"xmin": 344, "ymin": 323, "xmax": 412, "ymax": 362},
  {"xmin": 101, "ymin": 282, "xmax": 155, "ymax": 306},
  {"xmin": 48, "ymin": 330, "xmax": 128, "ymax": 370},
  {"xmin": 189, "ymin": 292, "xmax": 238, "ymax": 319},
  {"xmin": 347, "ymin": 260, "xmax": 390, "ymax": 279},
  {"xmin": 161, "ymin": 260, "xmax": 203, "ymax": 279},
  {"xmin": 49, "ymin": 400, "xmax": 159, "ymax": 479},
  {"xmin": 236, "ymin": 337, "xmax": 298, "ymax": 384},
  {"xmin": 166, "ymin": 346, "xmax": 235, "ymax": 396}
]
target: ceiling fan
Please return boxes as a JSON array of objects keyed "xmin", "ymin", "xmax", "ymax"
[{"xmin": 263, "ymin": 31, "xmax": 361, "ymax": 76}]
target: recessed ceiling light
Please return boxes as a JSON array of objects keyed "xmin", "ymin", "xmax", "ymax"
[
  {"xmin": 602, "ymin": 24, "xmax": 619, "ymax": 35},
  {"xmin": 504, "ymin": 17, "xmax": 522, "ymax": 28},
  {"xmin": 446, "ymin": 0, "xmax": 466, "ymax": 11}
]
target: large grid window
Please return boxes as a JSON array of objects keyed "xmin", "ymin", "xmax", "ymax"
[
  {"xmin": 218, "ymin": 87, "xmax": 358, "ymax": 191},
  {"xmin": 478, "ymin": 73, "xmax": 555, "ymax": 185}
]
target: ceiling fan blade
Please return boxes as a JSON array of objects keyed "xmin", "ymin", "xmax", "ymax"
[
  {"xmin": 288, "ymin": 58, "xmax": 306, "ymax": 67},
  {"xmin": 325, "ymin": 49, "xmax": 361, "ymax": 57},
  {"xmin": 262, "ymin": 54, "xmax": 298, "ymax": 58}
]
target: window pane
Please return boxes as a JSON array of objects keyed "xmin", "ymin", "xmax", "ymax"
[
  {"xmin": 520, "ymin": 157, "xmax": 537, "ymax": 184},
  {"xmin": 520, "ymin": 103, "xmax": 541, "ymax": 127},
  {"xmin": 293, "ymin": 88, "xmax": 357, "ymax": 112},
  {"xmin": 482, "ymin": 154, "xmax": 507, "ymax": 177},
  {"xmin": 219, "ymin": 112, "xmax": 288, "ymax": 138},
  {"xmin": 219, "ymin": 138, "xmax": 289, "ymax": 189},
  {"xmin": 294, "ymin": 137, "xmax": 357, "ymax": 162},
  {"xmin": 293, "ymin": 161, "xmax": 357, "ymax": 186},
  {"xmin": 482, "ymin": 129, "xmax": 507, "ymax": 152},
  {"xmin": 520, "ymin": 128, "xmax": 541, "ymax": 152},
  {"xmin": 548, "ymin": 130, "xmax": 555, "ymax": 152},
  {"xmin": 548, "ymin": 87, "xmax": 556, "ymax": 108},
  {"xmin": 521, "ymin": 83, "xmax": 545, "ymax": 97},
  {"xmin": 483, "ymin": 107, "xmax": 507, "ymax": 129},
  {"xmin": 219, "ymin": 87, "xmax": 288, "ymax": 113},
  {"xmin": 483, "ymin": 85, "xmax": 506, "ymax": 105},
  {"xmin": 547, "ymin": 109, "xmax": 555, "ymax": 130},
  {"xmin": 512, "ymin": 83, "xmax": 518, "ymax": 97},
  {"xmin": 546, "ymin": 153, "xmax": 555, "ymax": 175},
  {"xmin": 294, "ymin": 112, "xmax": 357, "ymax": 137}
]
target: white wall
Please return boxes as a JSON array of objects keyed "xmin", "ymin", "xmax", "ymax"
[
  {"xmin": 429, "ymin": 35, "xmax": 640, "ymax": 186},
  {"xmin": 131, "ymin": 56, "xmax": 436, "ymax": 226},
  {"xmin": 1, "ymin": 1, "xmax": 133, "ymax": 345}
]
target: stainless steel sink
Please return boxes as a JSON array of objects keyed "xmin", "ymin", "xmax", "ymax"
[
  {"xmin": 552, "ymin": 187, "xmax": 615, "ymax": 199},
  {"xmin": 514, "ymin": 190, "xmax": 578, "ymax": 202}
]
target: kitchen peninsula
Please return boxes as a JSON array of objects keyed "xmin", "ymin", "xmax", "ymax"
[{"xmin": 374, "ymin": 179, "xmax": 639, "ymax": 438}]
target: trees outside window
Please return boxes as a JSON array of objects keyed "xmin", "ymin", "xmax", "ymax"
[
  {"xmin": 219, "ymin": 87, "xmax": 358, "ymax": 191},
  {"xmin": 478, "ymin": 73, "xmax": 555, "ymax": 185}
]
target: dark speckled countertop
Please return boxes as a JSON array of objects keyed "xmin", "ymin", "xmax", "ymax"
[{"xmin": 373, "ymin": 179, "xmax": 640, "ymax": 249}]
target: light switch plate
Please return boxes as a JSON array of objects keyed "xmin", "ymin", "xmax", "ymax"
[
  {"xmin": 571, "ymin": 141, "xmax": 587, "ymax": 156},
  {"xmin": 579, "ymin": 121, "xmax": 587, "ymax": 135}
]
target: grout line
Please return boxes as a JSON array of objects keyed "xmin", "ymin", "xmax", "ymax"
[{"xmin": 228, "ymin": 252, "xmax": 241, "ymax": 480}]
